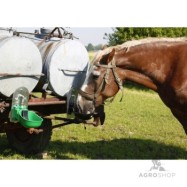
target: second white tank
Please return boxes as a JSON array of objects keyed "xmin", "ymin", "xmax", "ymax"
[{"xmin": 35, "ymin": 38, "xmax": 89, "ymax": 96}]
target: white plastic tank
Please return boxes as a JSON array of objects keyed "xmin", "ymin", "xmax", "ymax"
[
  {"xmin": 35, "ymin": 38, "xmax": 89, "ymax": 96},
  {"xmin": 0, "ymin": 36, "xmax": 42, "ymax": 97}
]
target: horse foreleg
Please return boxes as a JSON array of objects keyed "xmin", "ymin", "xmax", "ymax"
[{"xmin": 171, "ymin": 108, "xmax": 187, "ymax": 134}]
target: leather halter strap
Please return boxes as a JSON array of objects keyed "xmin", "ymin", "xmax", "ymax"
[{"xmin": 78, "ymin": 59, "xmax": 124, "ymax": 102}]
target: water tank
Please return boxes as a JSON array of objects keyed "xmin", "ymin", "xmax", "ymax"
[
  {"xmin": 0, "ymin": 36, "xmax": 42, "ymax": 97},
  {"xmin": 35, "ymin": 39, "xmax": 89, "ymax": 96}
]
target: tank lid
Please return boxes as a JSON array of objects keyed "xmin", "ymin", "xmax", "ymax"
[{"xmin": 40, "ymin": 27, "xmax": 52, "ymax": 34}]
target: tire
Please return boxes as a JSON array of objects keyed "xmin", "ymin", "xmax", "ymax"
[{"xmin": 6, "ymin": 119, "xmax": 52, "ymax": 154}]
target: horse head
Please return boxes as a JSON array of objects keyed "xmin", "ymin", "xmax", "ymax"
[{"xmin": 75, "ymin": 48, "xmax": 123, "ymax": 120}]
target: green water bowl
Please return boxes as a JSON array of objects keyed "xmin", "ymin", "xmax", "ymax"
[{"xmin": 18, "ymin": 110, "xmax": 43, "ymax": 128}]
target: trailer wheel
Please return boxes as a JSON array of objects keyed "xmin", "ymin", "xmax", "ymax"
[{"xmin": 6, "ymin": 119, "xmax": 52, "ymax": 154}]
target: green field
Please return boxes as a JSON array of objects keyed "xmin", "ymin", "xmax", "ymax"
[
  {"xmin": 88, "ymin": 51, "xmax": 96, "ymax": 60},
  {"xmin": 0, "ymin": 88, "xmax": 187, "ymax": 159}
]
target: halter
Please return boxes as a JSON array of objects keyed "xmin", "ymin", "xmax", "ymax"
[{"xmin": 78, "ymin": 58, "xmax": 124, "ymax": 104}]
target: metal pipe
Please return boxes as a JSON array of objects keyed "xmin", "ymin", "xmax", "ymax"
[
  {"xmin": 1, "ymin": 97, "xmax": 66, "ymax": 108},
  {"xmin": 58, "ymin": 68, "xmax": 87, "ymax": 72},
  {"xmin": 0, "ymin": 27, "xmax": 14, "ymax": 32},
  {"xmin": 28, "ymin": 100, "xmax": 66, "ymax": 106},
  {"xmin": 0, "ymin": 73, "xmax": 44, "ymax": 77}
]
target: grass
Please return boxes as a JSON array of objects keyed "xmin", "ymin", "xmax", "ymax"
[
  {"xmin": 0, "ymin": 88, "xmax": 187, "ymax": 159},
  {"xmin": 88, "ymin": 51, "xmax": 96, "ymax": 61}
]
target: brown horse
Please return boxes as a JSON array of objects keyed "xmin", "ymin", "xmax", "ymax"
[{"xmin": 76, "ymin": 38, "xmax": 187, "ymax": 134}]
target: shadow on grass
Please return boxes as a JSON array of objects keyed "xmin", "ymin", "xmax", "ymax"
[
  {"xmin": 124, "ymin": 81, "xmax": 152, "ymax": 92},
  {"xmin": 0, "ymin": 134, "xmax": 15, "ymax": 158},
  {"xmin": 0, "ymin": 134, "xmax": 186, "ymax": 159},
  {"xmin": 48, "ymin": 138, "xmax": 187, "ymax": 159},
  {"xmin": 0, "ymin": 134, "xmax": 38, "ymax": 159}
]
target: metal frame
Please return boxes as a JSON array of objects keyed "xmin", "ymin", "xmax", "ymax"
[
  {"xmin": 0, "ymin": 27, "xmax": 97, "ymax": 135},
  {"xmin": 0, "ymin": 91, "xmax": 97, "ymax": 134},
  {"xmin": 0, "ymin": 92, "xmax": 67, "ymax": 133}
]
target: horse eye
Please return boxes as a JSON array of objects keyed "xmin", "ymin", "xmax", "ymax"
[{"xmin": 92, "ymin": 70, "xmax": 100, "ymax": 79}]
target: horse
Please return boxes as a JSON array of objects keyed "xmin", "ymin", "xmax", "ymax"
[{"xmin": 75, "ymin": 37, "xmax": 187, "ymax": 134}]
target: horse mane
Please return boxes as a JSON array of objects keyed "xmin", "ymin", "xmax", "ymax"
[
  {"xmin": 117, "ymin": 37, "xmax": 187, "ymax": 52},
  {"xmin": 91, "ymin": 37, "xmax": 187, "ymax": 63}
]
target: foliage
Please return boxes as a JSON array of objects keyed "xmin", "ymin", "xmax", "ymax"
[
  {"xmin": 86, "ymin": 43, "xmax": 103, "ymax": 51},
  {"xmin": 105, "ymin": 27, "xmax": 187, "ymax": 46},
  {"xmin": 86, "ymin": 43, "xmax": 94, "ymax": 51}
]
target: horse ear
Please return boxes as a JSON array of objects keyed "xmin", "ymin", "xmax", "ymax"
[
  {"xmin": 99, "ymin": 48, "xmax": 115, "ymax": 65},
  {"xmin": 107, "ymin": 48, "xmax": 115, "ymax": 64}
]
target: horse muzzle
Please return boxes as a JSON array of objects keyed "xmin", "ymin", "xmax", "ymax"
[{"xmin": 74, "ymin": 101, "xmax": 95, "ymax": 120}]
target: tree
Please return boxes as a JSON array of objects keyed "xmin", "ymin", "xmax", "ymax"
[
  {"xmin": 86, "ymin": 43, "xmax": 103, "ymax": 51},
  {"xmin": 94, "ymin": 44, "xmax": 103, "ymax": 50},
  {"xmin": 86, "ymin": 43, "xmax": 94, "ymax": 51},
  {"xmin": 105, "ymin": 27, "xmax": 187, "ymax": 46}
]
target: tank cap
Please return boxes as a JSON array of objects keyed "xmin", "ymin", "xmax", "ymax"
[{"xmin": 40, "ymin": 27, "xmax": 52, "ymax": 34}]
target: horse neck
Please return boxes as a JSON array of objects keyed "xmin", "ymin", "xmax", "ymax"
[
  {"xmin": 119, "ymin": 69, "xmax": 158, "ymax": 91},
  {"xmin": 115, "ymin": 44, "xmax": 175, "ymax": 90}
]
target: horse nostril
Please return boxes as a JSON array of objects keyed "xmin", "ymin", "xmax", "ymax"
[{"xmin": 88, "ymin": 106, "xmax": 95, "ymax": 114}]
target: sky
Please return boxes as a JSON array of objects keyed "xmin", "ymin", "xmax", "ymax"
[
  {"xmin": 15, "ymin": 27, "xmax": 113, "ymax": 46},
  {"xmin": 68, "ymin": 27, "xmax": 113, "ymax": 45}
]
